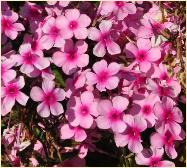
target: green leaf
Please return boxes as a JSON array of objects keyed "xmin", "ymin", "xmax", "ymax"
[{"xmin": 52, "ymin": 69, "xmax": 65, "ymax": 88}]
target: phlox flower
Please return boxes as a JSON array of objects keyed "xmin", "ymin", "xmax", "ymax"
[
  {"xmin": 1, "ymin": 10, "xmax": 25, "ymax": 40},
  {"xmin": 86, "ymin": 60, "xmax": 121, "ymax": 91},
  {"xmin": 2, "ymin": 126, "xmax": 17, "ymax": 146},
  {"xmin": 96, "ymin": 96, "xmax": 128, "ymax": 133},
  {"xmin": 57, "ymin": 9, "xmax": 91, "ymax": 39},
  {"xmin": 40, "ymin": 16, "xmax": 71, "ymax": 50},
  {"xmin": 60, "ymin": 124, "xmax": 87, "ymax": 142},
  {"xmin": 100, "ymin": 1, "xmax": 136, "ymax": 20},
  {"xmin": 47, "ymin": 1, "xmax": 69, "ymax": 7},
  {"xmin": 30, "ymin": 79, "xmax": 65, "ymax": 117},
  {"xmin": 151, "ymin": 130, "xmax": 185, "ymax": 159},
  {"xmin": 130, "ymin": 93, "xmax": 160, "ymax": 127},
  {"xmin": 1, "ymin": 76, "xmax": 29, "ymax": 116},
  {"xmin": 52, "ymin": 39, "xmax": 89, "ymax": 75},
  {"xmin": 125, "ymin": 38, "xmax": 161, "ymax": 72},
  {"xmin": 12, "ymin": 43, "xmax": 50, "ymax": 75},
  {"xmin": 114, "ymin": 114, "xmax": 147, "ymax": 153},
  {"xmin": 1, "ymin": 57, "xmax": 16, "ymax": 84},
  {"xmin": 66, "ymin": 91, "xmax": 98, "ymax": 129},
  {"xmin": 153, "ymin": 96, "xmax": 183, "ymax": 135},
  {"xmin": 29, "ymin": 157, "xmax": 39, "ymax": 167},
  {"xmin": 88, "ymin": 20, "xmax": 121, "ymax": 57},
  {"xmin": 135, "ymin": 146, "xmax": 175, "ymax": 167}
]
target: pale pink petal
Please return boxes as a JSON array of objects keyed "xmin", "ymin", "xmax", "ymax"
[
  {"xmin": 54, "ymin": 36, "xmax": 65, "ymax": 48},
  {"xmin": 86, "ymin": 72, "xmax": 97, "ymax": 85},
  {"xmin": 128, "ymin": 139, "xmax": 143, "ymax": 153},
  {"xmin": 112, "ymin": 96, "xmax": 129, "ymax": 112},
  {"xmin": 106, "ymin": 76, "xmax": 119, "ymax": 90},
  {"xmin": 2, "ymin": 97, "xmax": 15, "ymax": 114},
  {"xmin": 60, "ymin": 124, "xmax": 75, "ymax": 140},
  {"xmin": 42, "ymin": 79, "xmax": 55, "ymax": 93},
  {"xmin": 19, "ymin": 43, "xmax": 31, "ymax": 55},
  {"xmin": 65, "ymin": 9, "xmax": 80, "ymax": 20},
  {"xmin": 4, "ymin": 29, "xmax": 18, "ymax": 40},
  {"xmin": 34, "ymin": 57, "xmax": 50, "ymax": 70},
  {"xmin": 90, "ymin": 101, "xmax": 99, "ymax": 117},
  {"xmin": 153, "ymin": 101, "xmax": 163, "ymax": 119},
  {"xmin": 88, "ymin": 27, "xmax": 101, "ymax": 41},
  {"xmin": 139, "ymin": 61, "xmax": 151, "ymax": 72},
  {"xmin": 56, "ymin": 15, "xmax": 68, "ymax": 29},
  {"xmin": 80, "ymin": 91, "xmax": 94, "ymax": 105},
  {"xmin": 54, "ymin": 88, "xmax": 65, "ymax": 101},
  {"xmin": 96, "ymin": 116, "xmax": 110, "ymax": 129},
  {"xmin": 138, "ymin": 26, "xmax": 153, "ymax": 39},
  {"xmin": 147, "ymin": 47, "xmax": 161, "ymax": 62},
  {"xmin": 135, "ymin": 151, "xmax": 150, "ymax": 166},
  {"xmin": 172, "ymin": 107, "xmax": 183, "ymax": 123},
  {"xmin": 124, "ymin": 3, "xmax": 136, "ymax": 14},
  {"xmin": 123, "ymin": 114, "xmax": 134, "ymax": 126},
  {"xmin": 108, "ymin": 62, "xmax": 121, "ymax": 75},
  {"xmin": 124, "ymin": 42, "xmax": 138, "ymax": 58},
  {"xmin": 134, "ymin": 116, "xmax": 147, "ymax": 132},
  {"xmin": 74, "ymin": 128, "xmax": 87, "ymax": 142},
  {"xmin": 16, "ymin": 76, "xmax": 25, "ymax": 89},
  {"xmin": 111, "ymin": 120, "xmax": 127, "ymax": 133},
  {"xmin": 42, "ymin": 17, "xmax": 55, "ymax": 34},
  {"xmin": 78, "ymin": 14, "xmax": 91, "ymax": 28},
  {"xmin": 40, "ymin": 35, "xmax": 54, "ymax": 50},
  {"xmin": 75, "ymin": 40, "xmax": 88, "ymax": 54},
  {"xmin": 80, "ymin": 115, "xmax": 93, "ymax": 129},
  {"xmin": 107, "ymin": 41, "xmax": 121, "ymax": 55},
  {"xmin": 74, "ymin": 28, "xmax": 88, "ymax": 39},
  {"xmin": 98, "ymin": 99, "xmax": 112, "ymax": 115},
  {"xmin": 77, "ymin": 54, "xmax": 89, "ymax": 68},
  {"xmin": 20, "ymin": 64, "xmax": 34, "ymax": 74},
  {"xmin": 159, "ymin": 161, "xmax": 175, "ymax": 167},
  {"xmin": 93, "ymin": 60, "xmax": 107, "ymax": 73},
  {"xmin": 79, "ymin": 145, "xmax": 88, "ymax": 159},
  {"xmin": 30, "ymin": 86, "xmax": 44, "ymax": 102},
  {"xmin": 114, "ymin": 133, "xmax": 129, "ymax": 147},
  {"xmin": 162, "ymin": 96, "xmax": 175, "ymax": 110},
  {"xmin": 37, "ymin": 102, "xmax": 50, "ymax": 118},
  {"xmin": 150, "ymin": 133, "xmax": 164, "ymax": 148},
  {"xmin": 3, "ymin": 70, "xmax": 16, "ymax": 83},
  {"xmin": 137, "ymin": 38, "xmax": 151, "ymax": 51},
  {"xmin": 16, "ymin": 92, "xmax": 29, "ymax": 106},
  {"xmin": 13, "ymin": 23, "xmax": 25, "ymax": 31},
  {"xmin": 99, "ymin": 20, "xmax": 112, "ymax": 33},
  {"xmin": 50, "ymin": 102, "xmax": 64, "ymax": 116},
  {"xmin": 93, "ymin": 42, "xmax": 106, "ymax": 57},
  {"xmin": 169, "ymin": 121, "xmax": 181, "ymax": 135},
  {"xmin": 100, "ymin": 2, "xmax": 114, "ymax": 15},
  {"xmin": 165, "ymin": 145, "xmax": 177, "ymax": 159},
  {"xmin": 52, "ymin": 51, "xmax": 66, "ymax": 67}
]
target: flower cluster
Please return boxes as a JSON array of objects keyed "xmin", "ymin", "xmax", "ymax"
[{"xmin": 1, "ymin": 1, "xmax": 186, "ymax": 167}]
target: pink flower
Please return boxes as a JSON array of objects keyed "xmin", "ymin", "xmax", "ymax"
[
  {"xmin": 33, "ymin": 140, "xmax": 45, "ymax": 157},
  {"xmin": 2, "ymin": 126, "xmax": 17, "ymax": 146},
  {"xmin": 86, "ymin": 60, "xmax": 121, "ymax": 91},
  {"xmin": 1, "ymin": 10, "xmax": 25, "ymax": 40},
  {"xmin": 40, "ymin": 16, "xmax": 71, "ymax": 50},
  {"xmin": 114, "ymin": 114, "xmax": 147, "ymax": 153},
  {"xmin": 57, "ymin": 9, "xmax": 91, "ymax": 39},
  {"xmin": 135, "ymin": 147, "xmax": 175, "ymax": 167},
  {"xmin": 66, "ymin": 91, "xmax": 98, "ymax": 129},
  {"xmin": 47, "ymin": 1, "xmax": 70, "ymax": 7},
  {"xmin": 88, "ymin": 20, "xmax": 121, "ymax": 57},
  {"xmin": 125, "ymin": 38, "xmax": 161, "ymax": 72},
  {"xmin": 100, "ymin": 2, "xmax": 136, "ymax": 20},
  {"xmin": 151, "ymin": 130, "xmax": 185, "ymax": 159},
  {"xmin": 52, "ymin": 39, "xmax": 89, "ymax": 75},
  {"xmin": 30, "ymin": 79, "xmax": 65, "ymax": 117},
  {"xmin": 29, "ymin": 157, "xmax": 39, "ymax": 167},
  {"xmin": 13, "ymin": 43, "xmax": 50, "ymax": 75},
  {"xmin": 130, "ymin": 93, "xmax": 160, "ymax": 127},
  {"xmin": 1, "ymin": 57, "xmax": 16, "ymax": 84},
  {"xmin": 96, "ymin": 96, "xmax": 128, "ymax": 133},
  {"xmin": 153, "ymin": 96, "xmax": 183, "ymax": 135},
  {"xmin": 1, "ymin": 76, "xmax": 29, "ymax": 116},
  {"xmin": 60, "ymin": 124, "xmax": 87, "ymax": 142}
]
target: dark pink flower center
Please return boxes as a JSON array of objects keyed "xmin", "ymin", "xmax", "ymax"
[
  {"xmin": 1, "ymin": 64, "xmax": 6, "ymax": 76},
  {"xmin": 163, "ymin": 109, "xmax": 174, "ymax": 122},
  {"xmin": 23, "ymin": 52, "xmax": 37, "ymax": 64},
  {"xmin": 43, "ymin": 92, "xmax": 57, "ymax": 105},
  {"xmin": 160, "ymin": 72, "xmax": 168, "ymax": 80},
  {"xmin": 115, "ymin": 1, "xmax": 124, "ymax": 8},
  {"xmin": 49, "ymin": 26, "xmax": 60, "ymax": 38},
  {"xmin": 142, "ymin": 105, "xmax": 152, "ymax": 115},
  {"xmin": 150, "ymin": 157, "xmax": 161, "ymax": 167},
  {"xmin": 128, "ymin": 127, "xmax": 140, "ymax": 139},
  {"xmin": 69, "ymin": 21, "xmax": 78, "ymax": 30},
  {"xmin": 79, "ymin": 105, "xmax": 89, "ymax": 116},
  {"xmin": 100, "ymin": 32, "xmax": 111, "ymax": 45},
  {"xmin": 136, "ymin": 50, "xmax": 148, "ymax": 62},
  {"xmin": 5, "ymin": 84, "xmax": 19, "ymax": 97},
  {"xmin": 67, "ymin": 52, "xmax": 78, "ymax": 61},
  {"xmin": 31, "ymin": 41, "xmax": 38, "ymax": 51},
  {"xmin": 97, "ymin": 70, "xmax": 109, "ymax": 83},
  {"xmin": 2, "ymin": 18, "xmax": 13, "ymax": 30},
  {"xmin": 109, "ymin": 109, "xmax": 121, "ymax": 121}
]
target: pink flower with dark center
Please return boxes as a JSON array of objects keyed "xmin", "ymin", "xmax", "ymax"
[
  {"xmin": 66, "ymin": 91, "xmax": 98, "ymax": 129},
  {"xmin": 130, "ymin": 93, "xmax": 160, "ymax": 127},
  {"xmin": 151, "ymin": 129, "xmax": 185, "ymax": 159},
  {"xmin": 88, "ymin": 20, "xmax": 121, "ymax": 57},
  {"xmin": 40, "ymin": 16, "xmax": 71, "ymax": 50},
  {"xmin": 30, "ymin": 79, "xmax": 65, "ymax": 118},
  {"xmin": 96, "ymin": 96, "xmax": 128, "ymax": 133},
  {"xmin": 52, "ymin": 39, "xmax": 89, "ymax": 75},
  {"xmin": 1, "ymin": 57, "xmax": 16, "ymax": 84},
  {"xmin": 60, "ymin": 124, "xmax": 87, "ymax": 142},
  {"xmin": 1, "ymin": 10, "xmax": 25, "ymax": 40},
  {"xmin": 114, "ymin": 114, "xmax": 147, "ymax": 153},
  {"xmin": 1, "ymin": 76, "xmax": 29, "ymax": 116},
  {"xmin": 153, "ymin": 96, "xmax": 183, "ymax": 135},
  {"xmin": 86, "ymin": 60, "xmax": 121, "ymax": 91},
  {"xmin": 100, "ymin": 1, "xmax": 136, "ymax": 20},
  {"xmin": 125, "ymin": 38, "xmax": 161, "ymax": 72},
  {"xmin": 135, "ymin": 147, "xmax": 175, "ymax": 167},
  {"xmin": 56, "ymin": 9, "xmax": 91, "ymax": 39},
  {"xmin": 13, "ymin": 43, "xmax": 50, "ymax": 75}
]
